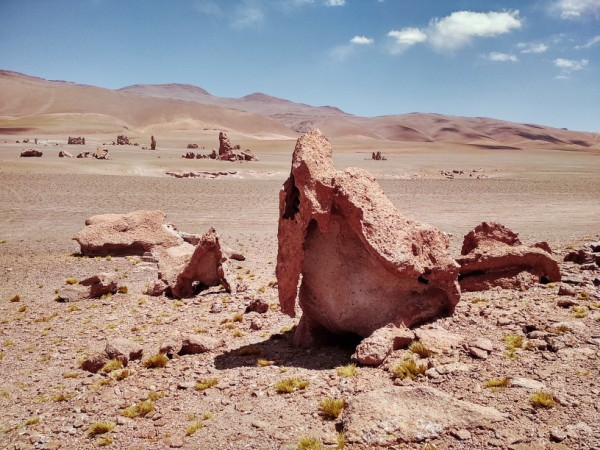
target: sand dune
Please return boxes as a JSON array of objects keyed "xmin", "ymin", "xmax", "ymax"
[{"xmin": 1, "ymin": 70, "xmax": 599, "ymax": 150}]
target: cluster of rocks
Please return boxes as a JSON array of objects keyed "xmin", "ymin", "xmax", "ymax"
[
  {"xmin": 370, "ymin": 151, "xmax": 387, "ymax": 160},
  {"xmin": 20, "ymin": 149, "xmax": 43, "ymax": 157},
  {"xmin": 73, "ymin": 210, "xmax": 238, "ymax": 300},
  {"xmin": 166, "ymin": 170, "xmax": 238, "ymax": 179},
  {"xmin": 55, "ymin": 272, "xmax": 120, "ymax": 303},
  {"xmin": 181, "ymin": 132, "xmax": 258, "ymax": 162},
  {"xmin": 75, "ymin": 146, "xmax": 110, "ymax": 159},
  {"xmin": 276, "ymin": 130, "xmax": 564, "ymax": 358},
  {"xmin": 441, "ymin": 168, "xmax": 487, "ymax": 180},
  {"xmin": 116, "ymin": 135, "xmax": 130, "ymax": 145},
  {"xmin": 67, "ymin": 136, "xmax": 85, "ymax": 145}
]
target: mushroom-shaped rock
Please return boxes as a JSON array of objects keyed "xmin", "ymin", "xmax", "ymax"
[
  {"xmin": 276, "ymin": 129, "xmax": 461, "ymax": 347},
  {"xmin": 74, "ymin": 210, "xmax": 183, "ymax": 256},
  {"xmin": 457, "ymin": 222, "xmax": 561, "ymax": 291},
  {"xmin": 157, "ymin": 227, "xmax": 231, "ymax": 299}
]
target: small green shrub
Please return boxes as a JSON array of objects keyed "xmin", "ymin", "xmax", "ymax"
[
  {"xmin": 530, "ymin": 391, "xmax": 557, "ymax": 409},
  {"xmin": 392, "ymin": 358, "xmax": 426, "ymax": 380},
  {"xmin": 65, "ymin": 278, "xmax": 78, "ymax": 285},
  {"xmin": 101, "ymin": 359, "xmax": 124, "ymax": 373},
  {"xmin": 195, "ymin": 378, "xmax": 219, "ymax": 391},
  {"xmin": 186, "ymin": 421, "xmax": 203, "ymax": 436},
  {"xmin": 484, "ymin": 377, "xmax": 510, "ymax": 388},
  {"xmin": 409, "ymin": 341, "xmax": 434, "ymax": 358},
  {"xmin": 275, "ymin": 377, "xmax": 309, "ymax": 394},
  {"xmin": 117, "ymin": 286, "xmax": 128, "ymax": 294},
  {"xmin": 297, "ymin": 436, "xmax": 323, "ymax": 450}
]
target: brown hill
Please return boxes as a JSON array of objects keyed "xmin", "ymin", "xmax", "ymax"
[
  {"xmin": 1, "ymin": 70, "xmax": 598, "ymax": 150},
  {"xmin": 0, "ymin": 70, "xmax": 295, "ymax": 138}
]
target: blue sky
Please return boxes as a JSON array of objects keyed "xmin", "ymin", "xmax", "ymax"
[{"xmin": 1, "ymin": 0, "xmax": 599, "ymax": 131}]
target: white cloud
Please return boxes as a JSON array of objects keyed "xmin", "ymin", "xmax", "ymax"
[
  {"xmin": 487, "ymin": 52, "xmax": 518, "ymax": 62},
  {"xmin": 550, "ymin": 0, "xmax": 600, "ymax": 19},
  {"xmin": 428, "ymin": 10, "xmax": 522, "ymax": 51},
  {"xmin": 554, "ymin": 58, "xmax": 589, "ymax": 70},
  {"xmin": 325, "ymin": 0, "xmax": 345, "ymax": 5},
  {"xmin": 387, "ymin": 27, "xmax": 427, "ymax": 53},
  {"xmin": 517, "ymin": 42, "xmax": 549, "ymax": 53},
  {"xmin": 350, "ymin": 35, "xmax": 374, "ymax": 45},
  {"xmin": 576, "ymin": 35, "xmax": 600, "ymax": 48}
]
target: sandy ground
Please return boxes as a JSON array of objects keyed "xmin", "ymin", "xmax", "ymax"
[{"xmin": 0, "ymin": 134, "xmax": 599, "ymax": 449}]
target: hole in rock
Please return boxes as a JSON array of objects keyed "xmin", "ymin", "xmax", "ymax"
[
  {"xmin": 458, "ymin": 270, "xmax": 485, "ymax": 281},
  {"xmin": 417, "ymin": 275, "xmax": 429, "ymax": 285},
  {"xmin": 282, "ymin": 176, "xmax": 300, "ymax": 220}
]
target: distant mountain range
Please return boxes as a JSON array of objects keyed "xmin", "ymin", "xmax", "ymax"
[{"xmin": 1, "ymin": 69, "xmax": 598, "ymax": 150}]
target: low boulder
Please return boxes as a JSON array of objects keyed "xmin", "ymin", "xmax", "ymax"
[
  {"xmin": 59, "ymin": 150, "xmax": 73, "ymax": 158},
  {"xmin": 74, "ymin": 210, "xmax": 183, "ymax": 256},
  {"xmin": 352, "ymin": 324, "xmax": 414, "ymax": 366},
  {"xmin": 457, "ymin": 222, "xmax": 561, "ymax": 291},
  {"xmin": 156, "ymin": 227, "xmax": 231, "ymax": 298},
  {"xmin": 276, "ymin": 130, "xmax": 460, "ymax": 347},
  {"xmin": 93, "ymin": 146, "xmax": 110, "ymax": 159},
  {"xmin": 20, "ymin": 149, "xmax": 42, "ymax": 157},
  {"xmin": 116, "ymin": 135, "xmax": 130, "ymax": 145},
  {"xmin": 55, "ymin": 272, "xmax": 119, "ymax": 302}
]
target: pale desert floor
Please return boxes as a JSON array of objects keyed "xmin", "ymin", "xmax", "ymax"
[{"xmin": 0, "ymin": 134, "xmax": 599, "ymax": 449}]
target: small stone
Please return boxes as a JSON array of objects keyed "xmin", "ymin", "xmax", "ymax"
[
  {"xmin": 167, "ymin": 436, "xmax": 185, "ymax": 448},
  {"xmin": 469, "ymin": 346, "xmax": 489, "ymax": 359},
  {"xmin": 252, "ymin": 420, "xmax": 269, "ymax": 429},
  {"xmin": 550, "ymin": 428, "xmax": 567, "ymax": 442},
  {"xmin": 210, "ymin": 302, "xmax": 223, "ymax": 314},
  {"xmin": 250, "ymin": 318, "xmax": 263, "ymax": 330},
  {"xmin": 245, "ymin": 298, "xmax": 269, "ymax": 314},
  {"xmin": 556, "ymin": 298, "xmax": 578, "ymax": 307},
  {"xmin": 557, "ymin": 284, "xmax": 577, "ymax": 296},
  {"xmin": 511, "ymin": 377, "xmax": 545, "ymax": 390},
  {"xmin": 471, "ymin": 337, "xmax": 494, "ymax": 352},
  {"xmin": 497, "ymin": 317, "xmax": 512, "ymax": 326},
  {"xmin": 452, "ymin": 429, "xmax": 472, "ymax": 440}
]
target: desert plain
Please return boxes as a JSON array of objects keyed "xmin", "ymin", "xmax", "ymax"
[{"xmin": 0, "ymin": 70, "xmax": 599, "ymax": 449}]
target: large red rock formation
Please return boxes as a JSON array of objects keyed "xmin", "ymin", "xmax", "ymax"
[
  {"xmin": 74, "ymin": 210, "xmax": 183, "ymax": 256},
  {"xmin": 276, "ymin": 129, "xmax": 460, "ymax": 347},
  {"xmin": 457, "ymin": 222, "xmax": 561, "ymax": 291},
  {"xmin": 20, "ymin": 149, "xmax": 42, "ymax": 157}
]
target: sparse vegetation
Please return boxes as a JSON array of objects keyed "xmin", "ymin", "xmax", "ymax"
[
  {"xmin": 503, "ymin": 334, "xmax": 524, "ymax": 359},
  {"xmin": 120, "ymin": 399, "xmax": 155, "ymax": 418},
  {"xmin": 143, "ymin": 353, "xmax": 169, "ymax": 369},
  {"xmin": 257, "ymin": 358, "xmax": 273, "ymax": 367},
  {"xmin": 336, "ymin": 364, "xmax": 357, "ymax": 378},
  {"xmin": 101, "ymin": 359, "xmax": 123, "ymax": 373},
  {"xmin": 117, "ymin": 285, "xmax": 128, "ymax": 294},
  {"xmin": 96, "ymin": 436, "xmax": 113, "ymax": 446},
  {"xmin": 232, "ymin": 329, "xmax": 245, "ymax": 338},
  {"xmin": 571, "ymin": 305, "xmax": 588, "ymax": 318},
  {"xmin": 232, "ymin": 313, "xmax": 244, "ymax": 323},
  {"xmin": 17, "ymin": 305, "xmax": 26, "ymax": 313},
  {"xmin": 87, "ymin": 421, "xmax": 116, "ymax": 437},
  {"xmin": 484, "ymin": 377, "xmax": 510, "ymax": 388},
  {"xmin": 52, "ymin": 392, "xmax": 75, "ymax": 402},
  {"xmin": 409, "ymin": 341, "xmax": 434, "ymax": 358},
  {"xmin": 275, "ymin": 377, "xmax": 310, "ymax": 394},
  {"xmin": 113, "ymin": 369, "xmax": 131, "ymax": 381},
  {"xmin": 195, "ymin": 378, "xmax": 219, "ymax": 391},
  {"xmin": 65, "ymin": 277, "xmax": 78, "ymax": 285},
  {"xmin": 186, "ymin": 421, "xmax": 204, "ymax": 436},
  {"xmin": 24, "ymin": 417, "xmax": 40, "ymax": 426},
  {"xmin": 297, "ymin": 436, "xmax": 323, "ymax": 450},
  {"xmin": 530, "ymin": 391, "xmax": 557, "ymax": 409},
  {"xmin": 319, "ymin": 397, "xmax": 345, "ymax": 420},
  {"xmin": 392, "ymin": 358, "xmax": 426, "ymax": 380}
]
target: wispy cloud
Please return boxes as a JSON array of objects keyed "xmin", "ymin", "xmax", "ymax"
[
  {"xmin": 576, "ymin": 35, "xmax": 600, "ymax": 49},
  {"xmin": 549, "ymin": 0, "xmax": 600, "ymax": 20},
  {"xmin": 486, "ymin": 52, "xmax": 518, "ymax": 62},
  {"xmin": 517, "ymin": 42, "xmax": 549, "ymax": 53},
  {"xmin": 324, "ymin": 0, "xmax": 345, "ymax": 5},
  {"xmin": 232, "ymin": 2, "xmax": 265, "ymax": 28},
  {"xmin": 350, "ymin": 36, "xmax": 374, "ymax": 45},
  {"xmin": 387, "ymin": 28, "xmax": 427, "ymax": 54},
  {"xmin": 427, "ymin": 10, "xmax": 522, "ymax": 51},
  {"xmin": 194, "ymin": 1, "xmax": 222, "ymax": 16},
  {"xmin": 331, "ymin": 35, "xmax": 374, "ymax": 60},
  {"xmin": 554, "ymin": 58, "xmax": 589, "ymax": 70}
]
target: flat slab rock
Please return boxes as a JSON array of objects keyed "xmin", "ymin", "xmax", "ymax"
[{"xmin": 343, "ymin": 386, "xmax": 505, "ymax": 446}]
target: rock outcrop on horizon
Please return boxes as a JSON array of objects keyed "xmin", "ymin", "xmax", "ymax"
[
  {"xmin": 59, "ymin": 150, "xmax": 73, "ymax": 158},
  {"xmin": 457, "ymin": 222, "xmax": 561, "ymax": 291},
  {"xmin": 74, "ymin": 210, "xmax": 183, "ymax": 256},
  {"xmin": 116, "ymin": 135, "xmax": 130, "ymax": 145},
  {"xmin": 20, "ymin": 149, "xmax": 42, "ymax": 157},
  {"xmin": 150, "ymin": 135, "xmax": 156, "ymax": 150},
  {"xmin": 67, "ymin": 136, "xmax": 85, "ymax": 145},
  {"xmin": 276, "ymin": 129, "xmax": 461, "ymax": 347}
]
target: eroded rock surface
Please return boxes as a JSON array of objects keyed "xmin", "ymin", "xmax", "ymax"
[
  {"xmin": 20, "ymin": 149, "xmax": 42, "ymax": 157},
  {"xmin": 156, "ymin": 227, "xmax": 231, "ymax": 298},
  {"xmin": 457, "ymin": 222, "xmax": 561, "ymax": 291},
  {"xmin": 343, "ymin": 387, "xmax": 505, "ymax": 446},
  {"xmin": 276, "ymin": 129, "xmax": 460, "ymax": 347},
  {"xmin": 74, "ymin": 210, "xmax": 183, "ymax": 256}
]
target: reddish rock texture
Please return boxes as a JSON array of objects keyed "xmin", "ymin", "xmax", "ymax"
[
  {"xmin": 116, "ymin": 135, "xmax": 130, "ymax": 145},
  {"xmin": 457, "ymin": 222, "xmax": 561, "ymax": 291},
  {"xmin": 150, "ymin": 135, "xmax": 156, "ymax": 150},
  {"xmin": 156, "ymin": 227, "xmax": 231, "ymax": 299},
  {"xmin": 276, "ymin": 129, "xmax": 460, "ymax": 347},
  {"xmin": 58, "ymin": 150, "xmax": 73, "ymax": 158},
  {"xmin": 74, "ymin": 210, "xmax": 183, "ymax": 256},
  {"xmin": 67, "ymin": 136, "xmax": 85, "ymax": 145}
]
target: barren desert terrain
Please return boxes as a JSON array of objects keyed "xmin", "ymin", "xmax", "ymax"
[{"xmin": 0, "ymin": 71, "xmax": 599, "ymax": 450}]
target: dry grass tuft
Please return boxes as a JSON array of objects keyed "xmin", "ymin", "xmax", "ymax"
[
  {"xmin": 101, "ymin": 359, "xmax": 124, "ymax": 373},
  {"xmin": 336, "ymin": 364, "xmax": 357, "ymax": 378},
  {"xmin": 65, "ymin": 278, "xmax": 78, "ymax": 285},
  {"xmin": 195, "ymin": 378, "xmax": 219, "ymax": 391},
  {"xmin": 87, "ymin": 421, "xmax": 115, "ymax": 437},
  {"xmin": 297, "ymin": 436, "xmax": 323, "ymax": 450},
  {"xmin": 530, "ymin": 391, "xmax": 557, "ymax": 409},
  {"xmin": 409, "ymin": 341, "xmax": 434, "ymax": 358},
  {"xmin": 186, "ymin": 421, "xmax": 204, "ymax": 436},
  {"xmin": 319, "ymin": 397, "xmax": 345, "ymax": 420},
  {"xmin": 275, "ymin": 377, "xmax": 309, "ymax": 394},
  {"xmin": 392, "ymin": 358, "xmax": 426, "ymax": 380},
  {"xmin": 484, "ymin": 377, "xmax": 510, "ymax": 388},
  {"xmin": 143, "ymin": 353, "xmax": 169, "ymax": 369},
  {"xmin": 117, "ymin": 285, "xmax": 128, "ymax": 294}
]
